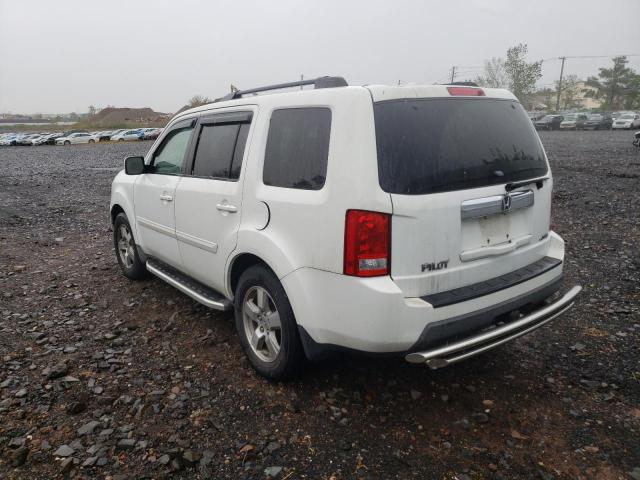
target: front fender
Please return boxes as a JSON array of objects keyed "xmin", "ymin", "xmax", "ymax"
[{"xmin": 110, "ymin": 170, "xmax": 140, "ymax": 246}]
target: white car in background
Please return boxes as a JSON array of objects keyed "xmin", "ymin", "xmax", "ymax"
[
  {"xmin": 111, "ymin": 129, "xmax": 143, "ymax": 141},
  {"xmin": 612, "ymin": 113, "xmax": 640, "ymax": 130},
  {"xmin": 56, "ymin": 132, "xmax": 99, "ymax": 145}
]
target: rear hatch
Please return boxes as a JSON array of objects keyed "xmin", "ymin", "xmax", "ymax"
[{"xmin": 371, "ymin": 88, "xmax": 552, "ymax": 298}]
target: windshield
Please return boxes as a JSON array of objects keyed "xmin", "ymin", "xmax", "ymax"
[
  {"xmin": 374, "ymin": 98, "xmax": 548, "ymax": 195},
  {"xmin": 620, "ymin": 114, "xmax": 634, "ymax": 119},
  {"xmin": 588, "ymin": 115, "xmax": 602, "ymax": 120}
]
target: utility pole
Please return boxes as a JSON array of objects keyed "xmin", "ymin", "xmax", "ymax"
[
  {"xmin": 555, "ymin": 56, "xmax": 566, "ymax": 111},
  {"xmin": 450, "ymin": 66, "xmax": 456, "ymax": 83},
  {"xmin": 300, "ymin": 74, "xmax": 304, "ymax": 90}
]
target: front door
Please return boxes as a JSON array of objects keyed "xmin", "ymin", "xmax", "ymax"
[
  {"xmin": 174, "ymin": 110, "xmax": 254, "ymax": 295},
  {"xmin": 133, "ymin": 118, "xmax": 195, "ymax": 269}
]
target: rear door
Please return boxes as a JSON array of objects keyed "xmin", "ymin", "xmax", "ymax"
[
  {"xmin": 174, "ymin": 109, "xmax": 254, "ymax": 294},
  {"xmin": 374, "ymin": 96, "xmax": 552, "ymax": 298}
]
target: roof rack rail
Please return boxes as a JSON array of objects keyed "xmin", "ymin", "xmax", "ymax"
[{"xmin": 214, "ymin": 76, "xmax": 348, "ymax": 102}]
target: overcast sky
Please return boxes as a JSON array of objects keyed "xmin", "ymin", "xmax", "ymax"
[{"xmin": 1, "ymin": 0, "xmax": 639, "ymax": 114}]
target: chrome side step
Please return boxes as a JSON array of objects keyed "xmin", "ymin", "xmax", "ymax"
[
  {"xmin": 146, "ymin": 258, "xmax": 231, "ymax": 311},
  {"xmin": 406, "ymin": 285, "xmax": 582, "ymax": 368}
]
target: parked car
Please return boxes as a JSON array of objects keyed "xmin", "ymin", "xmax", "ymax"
[
  {"xmin": 111, "ymin": 129, "xmax": 144, "ymax": 141},
  {"xmin": 612, "ymin": 112, "xmax": 640, "ymax": 130},
  {"xmin": 31, "ymin": 134, "xmax": 53, "ymax": 145},
  {"xmin": 56, "ymin": 132, "xmax": 99, "ymax": 145},
  {"xmin": 0, "ymin": 134, "xmax": 17, "ymax": 146},
  {"xmin": 534, "ymin": 115, "xmax": 563, "ymax": 130},
  {"xmin": 582, "ymin": 113, "xmax": 613, "ymax": 130},
  {"xmin": 44, "ymin": 133, "xmax": 66, "ymax": 145},
  {"xmin": 142, "ymin": 128, "xmax": 162, "ymax": 140},
  {"xmin": 110, "ymin": 77, "xmax": 580, "ymax": 380},
  {"xmin": 17, "ymin": 133, "xmax": 42, "ymax": 146},
  {"xmin": 560, "ymin": 113, "xmax": 588, "ymax": 130}
]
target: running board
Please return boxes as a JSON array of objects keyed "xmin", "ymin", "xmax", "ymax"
[{"xmin": 146, "ymin": 258, "xmax": 231, "ymax": 311}]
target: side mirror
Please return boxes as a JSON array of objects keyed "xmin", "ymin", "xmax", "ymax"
[{"xmin": 124, "ymin": 156, "xmax": 145, "ymax": 175}]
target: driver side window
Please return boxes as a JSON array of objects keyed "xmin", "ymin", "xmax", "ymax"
[{"xmin": 152, "ymin": 122, "xmax": 194, "ymax": 175}]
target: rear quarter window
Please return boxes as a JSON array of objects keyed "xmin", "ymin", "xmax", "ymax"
[{"xmin": 263, "ymin": 108, "xmax": 331, "ymax": 190}]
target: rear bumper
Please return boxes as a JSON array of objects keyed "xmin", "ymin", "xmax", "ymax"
[
  {"xmin": 283, "ymin": 234, "xmax": 572, "ymax": 358},
  {"xmin": 405, "ymin": 285, "xmax": 581, "ymax": 368}
]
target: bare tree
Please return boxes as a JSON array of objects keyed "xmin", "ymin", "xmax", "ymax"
[
  {"xmin": 475, "ymin": 57, "xmax": 508, "ymax": 88},
  {"xmin": 186, "ymin": 95, "xmax": 213, "ymax": 108}
]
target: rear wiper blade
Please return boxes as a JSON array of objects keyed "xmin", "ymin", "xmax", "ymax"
[{"xmin": 505, "ymin": 176, "xmax": 549, "ymax": 192}]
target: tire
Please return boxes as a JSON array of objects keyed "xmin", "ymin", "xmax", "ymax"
[
  {"xmin": 234, "ymin": 265, "xmax": 306, "ymax": 380},
  {"xmin": 113, "ymin": 212, "xmax": 148, "ymax": 280},
  {"xmin": 64, "ymin": 140, "xmax": 70, "ymax": 145},
  {"xmin": 89, "ymin": 139, "xmax": 95, "ymax": 143},
  {"xmin": 119, "ymin": 138, "xmax": 125, "ymax": 142}
]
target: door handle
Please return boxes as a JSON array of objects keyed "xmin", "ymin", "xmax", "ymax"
[
  {"xmin": 159, "ymin": 194, "xmax": 173, "ymax": 202},
  {"xmin": 216, "ymin": 203, "xmax": 238, "ymax": 213}
]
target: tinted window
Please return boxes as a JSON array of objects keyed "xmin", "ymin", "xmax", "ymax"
[
  {"xmin": 192, "ymin": 124, "xmax": 239, "ymax": 178},
  {"xmin": 374, "ymin": 99, "xmax": 548, "ymax": 195},
  {"xmin": 230, "ymin": 123, "xmax": 250, "ymax": 180},
  {"xmin": 152, "ymin": 124, "xmax": 194, "ymax": 175},
  {"xmin": 263, "ymin": 108, "xmax": 331, "ymax": 190}
]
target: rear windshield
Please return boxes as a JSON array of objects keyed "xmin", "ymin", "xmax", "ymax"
[{"xmin": 374, "ymin": 98, "xmax": 548, "ymax": 195}]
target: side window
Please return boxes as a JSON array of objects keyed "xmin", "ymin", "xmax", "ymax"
[
  {"xmin": 263, "ymin": 108, "xmax": 331, "ymax": 190},
  {"xmin": 192, "ymin": 124, "xmax": 239, "ymax": 178},
  {"xmin": 152, "ymin": 123, "xmax": 194, "ymax": 175},
  {"xmin": 190, "ymin": 116, "xmax": 251, "ymax": 180},
  {"xmin": 230, "ymin": 123, "xmax": 250, "ymax": 180}
]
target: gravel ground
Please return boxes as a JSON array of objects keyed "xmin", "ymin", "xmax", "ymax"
[{"xmin": 0, "ymin": 131, "xmax": 639, "ymax": 480}]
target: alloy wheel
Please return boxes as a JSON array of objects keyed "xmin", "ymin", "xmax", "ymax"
[
  {"xmin": 242, "ymin": 286, "xmax": 282, "ymax": 363},
  {"xmin": 117, "ymin": 224, "xmax": 136, "ymax": 269}
]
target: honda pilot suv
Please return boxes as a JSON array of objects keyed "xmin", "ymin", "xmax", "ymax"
[{"xmin": 110, "ymin": 76, "xmax": 581, "ymax": 380}]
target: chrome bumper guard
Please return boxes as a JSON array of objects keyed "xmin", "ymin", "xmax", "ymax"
[{"xmin": 405, "ymin": 285, "xmax": 582, "ymax": 368}]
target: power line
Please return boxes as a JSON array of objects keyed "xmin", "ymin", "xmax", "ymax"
[{"xmin": 541, "ymin": 53, "xmax": 640, "ymax": 62}]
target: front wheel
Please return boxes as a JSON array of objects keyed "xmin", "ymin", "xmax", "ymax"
[
  {"xmin": 64, "ymin": 140, "xmax": 70, "ymax": 145},
  {"xmin": 89, "ymin": 139, "xmax": 95, "ymax": 143},
  {"xmin": 234, "ymin": 265, "xmax": 306, "ymax": 380},
  {"xmin": 113, "ymin": 213, "xmax": 148, "ymax": 280}
]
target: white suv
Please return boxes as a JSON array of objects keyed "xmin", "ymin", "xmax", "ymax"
[{"xmin": 110, "ymin": 77, "xmax": 581, "ymax": 380}]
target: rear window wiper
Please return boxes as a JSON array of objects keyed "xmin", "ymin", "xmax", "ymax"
[{"xmin": 505, "ymin": 176, "xmax": 549, "ymax": 192}]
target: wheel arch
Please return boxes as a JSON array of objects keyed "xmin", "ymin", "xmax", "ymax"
[
  {"xmin": 227, "ymin": 252, "xmax": 280, "ymax": 298},
  {"xmin": 110, "ymin": 204, "xmax": 125, "ymax": 225}
]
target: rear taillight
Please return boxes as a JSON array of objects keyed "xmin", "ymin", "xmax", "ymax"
[
  {"xmin": 344, "ymin": 210, "xmax": 390, "ymax": 277},
  {"xmin": 446, "ymin": 86, "xmax": 485, "ymax": 96}
]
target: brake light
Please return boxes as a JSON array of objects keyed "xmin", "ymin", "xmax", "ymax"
[
  {"xmin": 344, "ymin": 210, "xmax": 390, "ymax": 277},
  {"xmin": 447, "ymin": 86, "xmax": 485, "ymax": 96}
]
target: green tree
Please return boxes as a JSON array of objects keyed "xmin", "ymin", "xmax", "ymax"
[
  {"xmin": 623, "ymin": 72, "xmax": 640, "ymax": 109},
  {"xmin": 584, "ymin": 56, "xmax": 637, "ymax": 110},
  {"xmin": 504, "ymin": 44, "xmax": 542, "ymax": 104},
  {"xmin": 476, "ymin": 44, "xmax": 542, "ymax": 104}
]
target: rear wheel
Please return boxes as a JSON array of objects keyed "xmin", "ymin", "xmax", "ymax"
[
  {"xmin": 234, "ymin": 265, "xmax": 306, "ymax": 380},
  {"xmin": 89, "ymin": 139, "xmax": 95, "ymax": 143}
]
